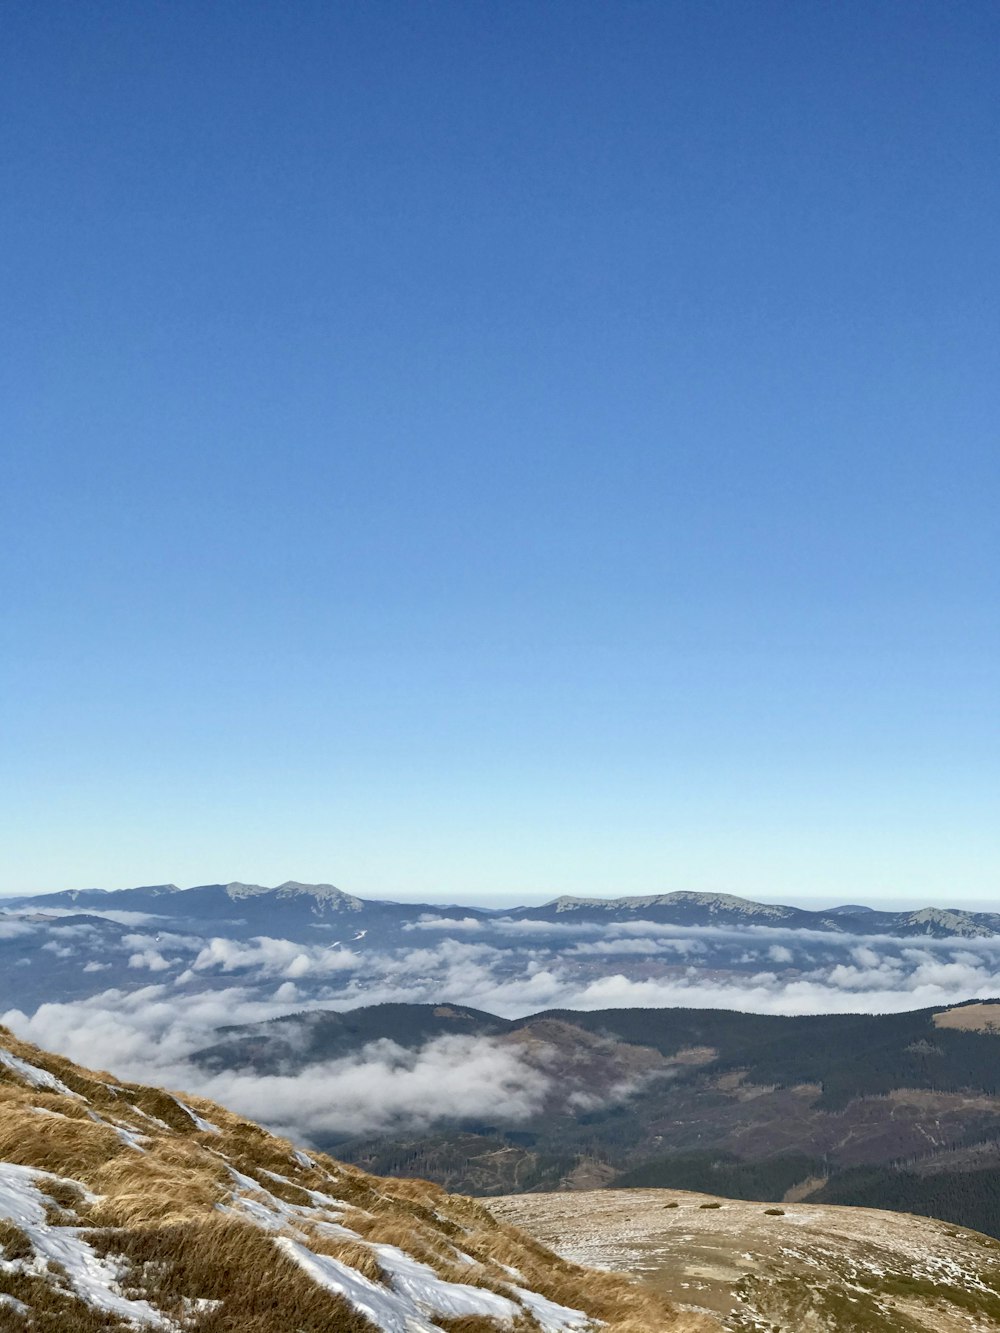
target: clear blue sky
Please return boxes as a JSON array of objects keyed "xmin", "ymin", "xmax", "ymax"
[{"xmin": 2, "ymin": 1, "xmax": 997, "ymax": 903}]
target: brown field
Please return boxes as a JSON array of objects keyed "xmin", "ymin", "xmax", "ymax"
[
  {"xmin": 933, "ymin": 1002, "xmax": 1000, "ymax": 1033},
  {"xmin": 489, "ymin": 1186, "xmax": 1000, "ymax": 1332}
]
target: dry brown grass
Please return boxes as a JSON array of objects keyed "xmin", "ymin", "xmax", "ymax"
[
  {"xmin": 237, "ymin": 1166, "xmax": 315, "ymax": 1207},
  {"xmin": 933, "ymin": 1002, "xmax": 1000, "ymax": 1033},
  {"xmin": 0, "ymin": 1109, "xmax": 127, "ymax": 1180},
  {"xmin": 86, "ymin": 1151, "xmax": 227, "ymax": 1227},
  {"xmin": 89, "ymin": 1215, "xmax": 377, "ymax": 1333},
  {"xmin": 342, "ymin": 1208, "xmax": 459, "ymax": 1267},
  {"xmin": 0, "ymin": 1219, "xmax": 33, "ymax": 1261},
  {"xmin": 338, "ymin": 1211, "xmax": 516, "ymax": 1300},
  {"xmin": 117, "ymin": 1084, "xmax": 201, "ymax": 1132},
  {"xmin": 0, "ymin": 1267, "xmax": 132, "ymax": 1331}
]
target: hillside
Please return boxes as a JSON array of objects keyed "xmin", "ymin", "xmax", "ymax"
[
  {"xmin": 490, "ymin": 1188, "xmax": 1000, "ymax": 1332},
  {"xmin": 0, "ymin": 1026, "xmax": 713, "ymax": 1332},
  {"xmin": 199, "ymin": 999, "xmax": 1000, "ymax": 1234}
]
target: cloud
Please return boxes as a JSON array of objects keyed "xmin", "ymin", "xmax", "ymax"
[
  {"xmin": 127, "ymin": 949, "xmax": 173, "ymax": 972},
  {"xmin": 0, "ymin": 919, "xmax": 35, "ymax": 940},
  {"xmin": 405, "ymin": 915, "xmax": 488, "ymax": 932},
  {"xmin": 190, "ymin": 936, "xmax": 361, "ymax": 979},
  {"xmin": 0, "ymin": 986, "xmax": 552, "ymax": 1142},
  {"xmin": 5, "ymin": 907, "xmax": 169, "ymax": 927},
  {"xmin": 189, "ymin": 1035, "xmax": 552, "ymax": 1140},
  {"xmin": 122, "ymin": 932, "xmax": 201, "ymax": 951},
  {"xmin": 568, "ymin": 939, "xmax": 665, "ymax": 956},
  {"xmin": 41, "ymin": 941, "xmax": 77, "ymax": 959},
  {"xmin": 7, "ymin": 914, "xmax": 1000, "ymax": 1148}
]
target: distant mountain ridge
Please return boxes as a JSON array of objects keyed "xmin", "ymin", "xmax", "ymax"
[{"xmin": 5, "ymin": 881, "xmax": 999, "ymax": 939}]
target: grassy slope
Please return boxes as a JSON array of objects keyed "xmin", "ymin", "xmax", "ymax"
[{"xmin": 0, "ymin": 1025, "xmax": 715, "ymax": 1333}]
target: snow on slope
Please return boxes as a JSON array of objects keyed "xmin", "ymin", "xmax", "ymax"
[{"xmin": 0, "ymin": 1162, "xmax": 168, "ymax": 1326}]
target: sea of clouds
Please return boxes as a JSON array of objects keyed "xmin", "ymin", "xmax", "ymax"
[{"xmin": 4, "ymin": 908, "xmax": 1000, "ymax": 1144}]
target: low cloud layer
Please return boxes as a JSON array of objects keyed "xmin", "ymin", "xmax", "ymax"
[
  {"xmin": 5, "ymin": 910, "xmax": 1000, "ymax": 1146},
  {"xmin": 192, "ymin": 1034, "xmax": 551, "ymax": 1140}
]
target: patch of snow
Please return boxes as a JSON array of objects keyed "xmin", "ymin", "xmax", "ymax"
[
  {"xmin": 226, "ymin": 1167, "xmax": 357, "ymax": 1241},
  {"xmin": 279, "ymin": 1236, "xmax": 522, "ymax": 1332},
  {"xmin": 0, "ymin": 1292, "xmax": 29, "ymax": 1314},
  {"xmin": 126, "ymin": 1104, "xmax": 174, "ymax": 1132},
  {"xmin": 373, "ymin": 1242, "xmax": 522, "ymax": 1321},
  {"xmin": 171, "ymin": 1096, "xmax": 220, "ymax": 1134},
  {"xmin": 180, "ymin": 1296, "xmax": 223, "ymax": 1318},
  {"xmin": 0, "ymin": 1162, "xmax": 170, "ymax": 1326},
  {"xmin": 84, "ymin": 1107, "xmax": 150, "ymax": 1152},
  {"xmin": 280, "ymin": 1226, "xmax": 592, "ymax": 1333},
  {"xmin": 512, "ymin": 1285, "xmax": 594, "ymax": 1332},
  {"xmin": 259, "ymin": 1168, "xmax": 296, "ymax": 1185},
  {"xmin": 0, "ymin": 1048, "xmax": 82, "ymax": 1099},
  {"xmin": 113, "ymin": 1125, "xmax": 150, "ymax": 1153},
  {"xmin": 279, "ymin": 1236, "xmax": 443, "ymax": 1332}
]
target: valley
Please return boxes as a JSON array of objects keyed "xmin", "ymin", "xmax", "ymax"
[
  {"xmin": 6, "ymin": 883, "xmax": 1000, "ymax": 1251},
  {"xmin": 199, "ymin": 998, "xmax": 1000, "ymax": 1237}
]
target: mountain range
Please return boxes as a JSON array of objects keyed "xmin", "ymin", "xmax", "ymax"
[
  {"xmin": 8, "ymin": 880, "xmax": 1000, "ymax": 1024},
  {"xmin": 6, "ymin": 878, "xmax": 1000, "ymax": 1253},
  {"xmin": 6, "ymin": 880, "xmax": 1000, "ymax": 939}
]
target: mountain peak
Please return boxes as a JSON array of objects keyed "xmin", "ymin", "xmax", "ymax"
[
  {"xmin": 223, "ymin": 881, "xmax": 365, "ymax": 909},
  {"xmin": 548, "ymin": 891, "xmax": 793, "ymax": 918}
]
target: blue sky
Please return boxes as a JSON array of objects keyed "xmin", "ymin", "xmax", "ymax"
[{"xmin": 2, "ymin": 1, "xmax": 997, "ymax": 903}]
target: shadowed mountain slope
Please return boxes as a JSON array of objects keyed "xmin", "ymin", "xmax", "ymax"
[{"xmin": 195, "ymin": 999, "xmax": 1000, "ymax": 1234}]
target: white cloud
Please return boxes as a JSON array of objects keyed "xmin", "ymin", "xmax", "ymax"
[
  {"xmin": 5, "ymin": 907, "xmax": 168, "ymax": 927},
  {"xmin": 0, "ymin": 986, "xmax": 552, "ymax": 1142},
  {"xmin": 7, "ymin": 916, "xmax": 1000, "ymax": 1148},
  {"xmin": 127, "ymin": 949, "xmax": 173, "ymax": 972},
  {"xmin": 189, "ymin": 1035, "xmax": 551, "ymax": 1140},
  {"xmin": 191, "ymin": 936, "xmax": 361, "ymax": 979}
]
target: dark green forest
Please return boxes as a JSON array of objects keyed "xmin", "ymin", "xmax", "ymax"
[
  {"xmin": 613, "ymin": 1151, "xmax": 824, "ymax": 1200},
  {"xmin": 541, "ymin": 1005, "xmax": 1000, "ymax": 1108},
  {"xmin": 815, "ymin": 1165, "xmax": 1000, "ymax": 1239}
]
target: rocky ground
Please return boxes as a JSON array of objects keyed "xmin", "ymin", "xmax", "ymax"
[{"xmin": 489, "ymin": 1187, "xmax": 1000, "ymax": 1331}]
